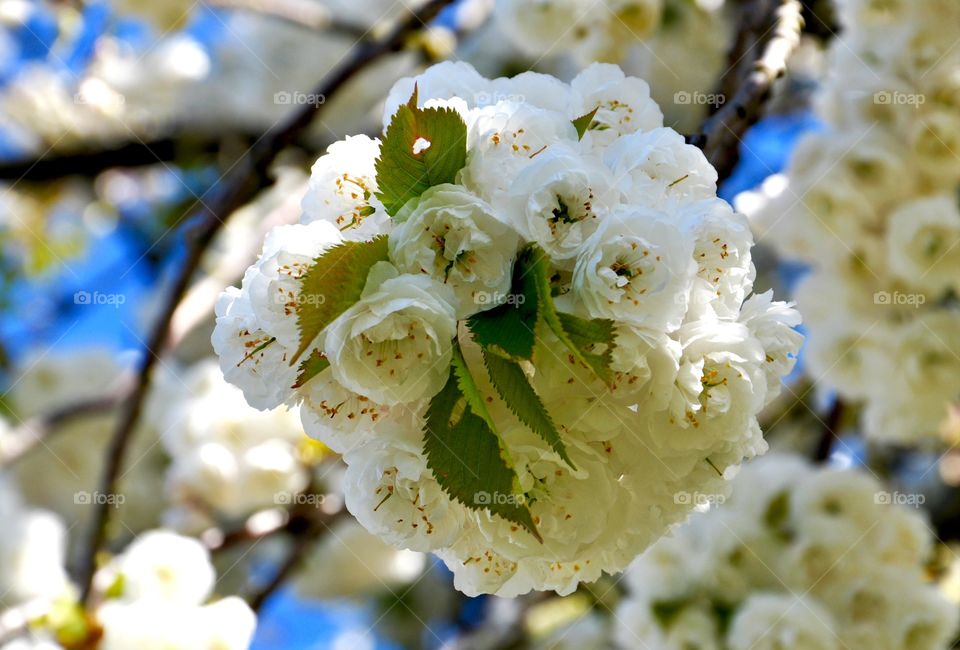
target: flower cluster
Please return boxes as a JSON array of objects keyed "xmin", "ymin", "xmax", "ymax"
[
  {"xmin": 213, "ymin": 61, "xmax": 801, "ymax": 596},
  {"xmin": 616, "ymin": 454, "xmax": 957, "ymax": 650},
  {"xmin": 150, "ymin": 360, "xmax": 310, "ymax": 532},
  {"xmin": 743, "ymin": 0, "xmax": 960, "ymax": 444},
  {"xmin": 3, "ymin": 349, "xmax": 165, "ymax": 532},
  {"xmin": 92, "ymin": 531, "xmax": 256, "ymax": 650},
  {"xmin": 0, "ymin": 471, "xmax": 71, "ymax": 611},
  {"xmin": 489, "ymin": 0, "xmax": 731, "ymax": 130}
]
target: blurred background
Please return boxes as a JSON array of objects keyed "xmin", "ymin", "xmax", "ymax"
[{"xmin": 1, "ymin": 0, "xmax": 959, "ymax": 648}]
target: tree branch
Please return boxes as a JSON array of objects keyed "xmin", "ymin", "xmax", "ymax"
[
  {"xmin": 207, "ymin": 0, "xmax": 368, "ymax": 39},
  {"xmin": 0, "ymin": 134, "xmax": 250, "ymax": 181},
  {"xmin": 689, "ymin": 0, "xmax": 804, "ymax": 181},
  {"xmin": 0, "ymin": 394, "xmax": 123, "ymax": 466},
  {"xmin": 72, "ymin": 0, "xmax": 457, "ymax": 603},
  {"xmin": 813, "ymin": 399, "xmax": 844, "ymax": 463}
]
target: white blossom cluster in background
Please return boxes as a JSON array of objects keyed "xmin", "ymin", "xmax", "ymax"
[
  {"xmin": 0, "ymin": 449, "xmax": 255, "ymax": 650},
  {"xmin": 2, "ymin": 349, "xmax": 166, "ymax": 533},
  {"xmin": 150, "ymin": 359, "xmax": 310, "ymax": 533},
  {"xmin": 616, "ymin": 454, "xmax": 957, "ymax": 650},
  {"xmin": 0, "ymin": 0, "xmax": 422, "ymax": 154},
  {"xmin": 490, "ymin": 0, "xmax": 731, "ymax": 131},
  {"xmin": 0, "ymin": 471, "xmax": 71, "ymax": 614},
  {"xmin": 92, "ymin": 531, "xmax": 256, "ymax": 650},
  {"xmin": 213, "ymin": 60, "xmax": 802, "ymax": 597},
  {"xmin": 742, "ymin": 0, "xmax": 960, "ymax": 445}
]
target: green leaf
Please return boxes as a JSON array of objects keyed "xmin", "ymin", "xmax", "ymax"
[
  {"xmin": 291, "ymin": 236, "xmax": 389, "ymax": 364},
  {"xmin": 571, "ymin": 107, "xmax": 600, "ymax": 140},
  {"xmin": 525, "ymin": 245, "xmax": 617, "ymax": 384},
  {"xmin": 375, "ymin": 86, "xmax": 468, "ymax": 216},
  {"xmin": 451, "ymin": 345, "xmax": 497, "ymax": 432},
  {"xmin": 292, "ymin": 348, "xmax": 330, "ymax": 389},
  {"xmin": 467, "ymin": 245, "xmax": 617, "ymax": 383},
  {"xmin": 481, "ymin": 349, "xmax": 575, "ymax": 469},
  {"xmin": 466, "ymin": 263, "xmax": 539, "ymax": 361},
  {"xmin": 423, "ymin": 347, "xmax": 541, "ymax": 541},
  {"xmin": 556, "ymin": 312, "xmax": 616, "ymax": 383}
]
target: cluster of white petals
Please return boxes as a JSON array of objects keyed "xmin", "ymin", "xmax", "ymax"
[
  {"xmin": 489, "ymin": 0, "xmax": 731, "ymax": 130},
  {"xmin": 0, "ymin": 470, "xmax": 71, "ymax": 610},
  {"xmin": 2, "ymin": 349, "xmax": 165, "ymax": 532},
  {"xmin": 743, "ymin": 0, "xmax": 960, "ymax": 444},
  {"xmin": 0, "ymin": 0, "xmax": 419, "ymax": 154},
  {"xmin": 213, "ymin": 61, "xmax": 801, "ymax": 596},
  {"xmin": 615, "ymin": 454, "xmax": 957, "ymax": 650},
  {"xmin": 93, "ymin": 530, "xmax": 257, "ymax": 650},
  {"xmin": 150, "ymin": 359, "xmax": 309, "ymax": 532}
]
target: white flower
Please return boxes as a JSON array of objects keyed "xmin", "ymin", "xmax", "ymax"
[
  {"xmin": 506, "ymin": 144, "xmax": 619, "ymax": 264},
  {"xmin": 727, "ymin": 594, "xmax": 839, "ymax": 650},
  {"xmin": 494, "ymin": 0, "xmax": 596, "ymax": 58},
  {"xmin": 112, "ymin": 530, "xmax": 215, "ymax": 605},
  {"xmin": 678, "ymin": 198, "xmax": 756, "ymax": 318},
  {"xmin": 570, "ymin": 63, "xmax": 663, "ymax": 148},
  {"xmin": 298, "ymin": 371, "xmax": 420, "ymax": 455},
  {"xmin": 605, "ymin": 127, "xmax": 718, "ymax": 206},
  {"xmin": 653, "ymin": 319, "xmax": 768, "ymax": 452},
  {"xmin": 383, "ymin": 61, "xmax": 492, "ymax": 128},
  {"xmin": 301, "ymin": 135, "xmax": 387, "ymax": 241},
  {"xmin": 887, "ymin": 194, "xmax": 960, "ymax": 297},
  {"xmin": 0, "ymin": 477, "xmax": 70, "ymax": 606},
  {"xmin": 324, "ymin": 268, "xmax": 457, "ymax": 405},
  {"xmin": 212, "ymin": 286, "xmax": 299, "ymax": 410},
  {"xmin": 342, "ymin": 440, "xmax": 467, "ymax": 552},
  {"xmin": 97, "ymin": 597, "xmax": 256, "ymax": 650},
  {"xmin": 863, "ymin": 312, "xmax": 960, "ymax": 443},
  {"xmin": 571, "ymin": 206, "xmax": 695, "ymax": 330},
  {"xmin": 608, "ymin": 325, "xmax": 681, "ymax": 409},
  {"xmin": 245, "ymin": 221, "xmax": 343, "ymax": 350},
  {"xmin": 738, "ymin": 291, "xmax": 803, "ymax": 402},
  {"xmin": 389, "ymin": 184, "xmax": 519, "ymax": 318},
  {"xmin": 460, "ymin": 100, "xmax": 579, "ymax": 202}
]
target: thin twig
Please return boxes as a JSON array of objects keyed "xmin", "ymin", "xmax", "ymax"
[
  {"xmin": 72, "ymin": 0, "xmax": 457, "ymax": 602},
  {"xmin": 0, "ymin": 134, "xmax": 250, "ymax": 181},
  {"xmin": 689, "ymin": 0, "xmax": 804, "ymax": 181},
  {"xmin": 813, "ymin": 399, "xmax": 844, "ymax": 463},
  {"xmin": 207, "ymin": 0, "xmax": 368, "ymax": 38},
  {"xmin": 245, "ymin": 514, "xmax": 331, "ymax": 612},
  {"xmin": 0, "ymin": 394, "xmax": 122, "ymax": 466}
]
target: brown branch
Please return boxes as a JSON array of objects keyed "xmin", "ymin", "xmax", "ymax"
[
  {"xmin": 206, "ymin": 0, "xmax": 368, "ymax": 38},
  {"xmin": 813, "ymin": 399, "xmax": 844, "ymax": 463},
  {"xmin": 688, "ymin": 0, "xmax": 804, "ymax": 181},
  {"xmin": 72, "ymin": 0, "xmax": 457, "ymax": 603},
  {"xmin": 0, "ymin": 394, "xmax": 122, "ymax": 466},
  {"xmin": 0, "ymin": 134, "xmax": 253, "ymax": 181},
  {"xmin": 245, "ymin": 513, "xmax": 331, "ymax": 612}
]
